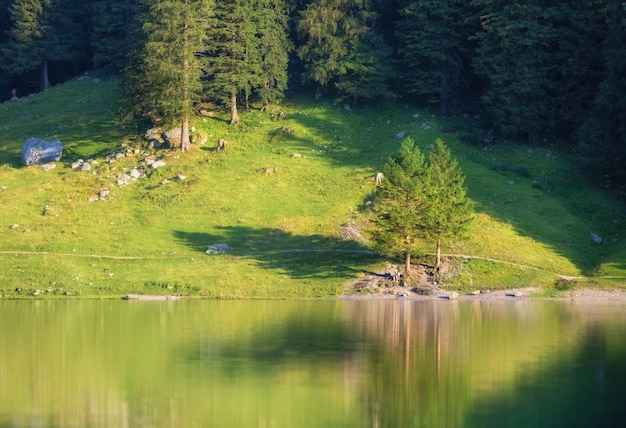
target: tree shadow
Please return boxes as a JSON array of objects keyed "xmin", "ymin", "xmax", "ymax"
[{"xmin": 174, "ymin": 226, "xmax": 378, "ymax": 280}]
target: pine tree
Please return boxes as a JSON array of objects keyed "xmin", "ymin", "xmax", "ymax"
[
  {"xmin": 2, "ymin": 0, "xmax": 91, "ymax": 91},
  {"xmin": 471, "ymin": 1, "xmax": 563, "ymax": 143},
  {"xmin": 125, "ymin": 0, "xmax": 212, "ymax": 151},
  {"xmin": 370, "ymin": 137, "xmax": 428, "ymax": 275},
  {"xmin": 370, "ymin": 138, "xmax": 473, "ymax": 275},
  {"xmin": 91, "ymin": 0, "xmax": 136, "ymax": 71},
  {"xmin": 204, "ymin": 0, "xmax": 255, "ymax": 124},
  {"xmin": 396, "ymin": 0, "xmax": 475, "ymax": 115},
  {"xmin": 296, "ymin": 0, "xmax": 375, "ymax": 90},
  {"xmin": 254, "ymin": 0, "xmax": 291, "ymax": 111},
  {"xmin": 334, "ymin": 31, "xmax": 393, "ymax": 103},
  {"xmin": 421, "ymin": 139, "xmax": 473, "ymax": 270}
]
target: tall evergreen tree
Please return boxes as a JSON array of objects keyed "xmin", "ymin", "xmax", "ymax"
[
  {"xmin": 2, "ymin": 0, "xmax": 91, "ymax": 91},
  {"xmin": 125, "ymin": 0, "xmax": 212, "ymax": 151},
  {"xmin": 421, "ymin": 139, "xmax": 473, "ymax": 270},
  {"xmin": 204, "ymin": 0, "xmax": 255, "ymax": 124},
  {"xmin": 334, "ymin": 31, "xmax": 393, "ymax": 103},
  {"xmin": 370, "ymin": 137, "xmax": 427, "ymax": 275},
  {"xmin": 471, "ymin": 0, "xmax": 562, "ymax": 143},
  {"xmin": 370, "ymin": 138, "xmax": 473, "ymax": 275},
  {"xmin": 254, "ymin": 0, "xmax": 291, "ymax": 111},
  {"xmin": 578, "ymin": 0, "xmax": 626, "ymax": 186},
  {"xmin": 91, "ymin": 0, "xmax": 137, "ymax": 71},
  {"xmin": 396, "ymin": 0, "xmax": 475, "ymax": 115},
  {"xmin": 296, "ymin": 0, "xmax": 375, "ymax": 90}
]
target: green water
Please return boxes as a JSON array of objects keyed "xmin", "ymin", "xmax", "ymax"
[{"xmin": 1, "ymin": 299, "xmax": 625, "ymax": 427}]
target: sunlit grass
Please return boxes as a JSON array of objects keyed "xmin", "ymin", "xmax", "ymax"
[{"xmin": 0, "ymin": 76, "xmax": 625, "ymax": 298}]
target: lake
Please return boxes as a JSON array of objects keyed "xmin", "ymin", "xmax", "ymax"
[{"xmin": 1, "ymin": 299, "xmax": 625, "ymax": 427}]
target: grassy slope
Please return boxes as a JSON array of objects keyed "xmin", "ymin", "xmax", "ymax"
[{"xmin": 0, "ymin": 76, "xmax": 624, "ymax": 298}]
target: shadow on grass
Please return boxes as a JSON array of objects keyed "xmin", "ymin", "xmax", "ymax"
[{"xmin": 174, "ymin": 226, "xmax": 378, "ymax": 280}]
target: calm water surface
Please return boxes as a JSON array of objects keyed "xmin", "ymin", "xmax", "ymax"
[{"xmin": 1, "ymin": 299, "xmax": 625, "ymax": 427}]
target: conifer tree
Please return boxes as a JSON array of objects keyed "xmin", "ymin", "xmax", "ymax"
[
  {"xmin": 204, "ymin": 0, "xmax": 254, "ymax": 124},
  {"xmin": 125, "ymin": 0, "xmax": 212, "ymax": 151},
  {"xmin": 296, "ymin": 0, "xmax": 375, "ymax": 90},
  {"xmin": 2, "ymin": 0, "xmax": 90, "ymax": 91},
  {"xmin": 334, "ymin": 31, "xmax": 393, "ymax": 103},
  {"xmin": 370, "ymin": 137, "xmax": 428, "ymax": 276},
  {"xmin": 91, "ymin": 0, "xmax": 136, "ymax": 71},
  {"xmin": 254, "ymin": 0, "xmax": 291, "ymax": 111},
  {"xmin": 371, "ymin": 138, "xmax": 473, "ymax": 276},
  {"xmin": 396, "ymin": 0, "xmax": 475, "ymax": 115},
  {"xmin": 422, "ymin": 139, "xmax": 473, "ymax": 270}
]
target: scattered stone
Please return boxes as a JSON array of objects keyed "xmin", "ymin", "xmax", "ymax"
[
  {"xmin": 206, "ymin": 244, "xmax": 229, "ymax": 254},
  {"xmin": 447, "ymin": 292, "xmax": 459, "ymax": 300},
  {"xmin": 161, "ymin": 179, "xmax": 171, "ymax": 185},
  {"xmin": 591, "ymin": 232, "xmax": 602, "ymax": 244},
  {"xmin": 9, "ymin": 224, "xmax": 19, "ymax": 229},
  {"xmin": 264, "ymin": 167, "xmax": 279, "ymax": 175},
  {"xmin": 40, "ymin": 163, "xmax": 56, "ymax": 171},
  {"xmin": 88, "ymin": 196, "xmax": 99, "ymax": 202},
  {"xmin": 80, "ymin": 162, "xmax": 91, "ymax": 171},
  {"xmin": 32, "ymin": 289, "xmax": 41, "ymax": 296},
  {"xmin": 0, "ymin": 186, "xmax": 7, "ymax": 191},
  {"xmin": 99, "ymin": 189, "xmax": 110, "ymax": 199},
  {"xmin": 344, "ymin": 104, "xmax": 352, "ymax": 112},
  {"xmin": 71, "ymin": 159, "xmax": 84, "ymax": 169},
  {"xmin": 22, "ymin": 137, "xmax": 63, "ymax": 165},
  {"xmin": 470, "ymin": 290, "xmax": 481, "ymax": 295},
  {"xmin": 395, "ymin": 131, "xmax": 407, "ymax": 139},
  {"xmin": 506, "ymin": 291, "xmax": 524, "ymax": 298},
  {"xmin": 412, "ymin": 113, "xmax": 420, "ymax": 119},
  {"xmin": 129, "ymin": 168, "xmax": 142, "ymax": 179},
  {"xmin": 177, "ymin": 174, "xmax": 186, "ymax": 180},
  {"xmin": 292, "ymin": 153, "xmax": 301, "ymax": 158},
  {"xmin": 150, "ymin": 159, "xmax": 166, "ymax": 169},
  {"xmin": 217, "ymin": 138, "xmax": 229, "ymax": 150},
  {"xmin": 397, "ymin": 292, "xmax": 409, "ymax": 297}
]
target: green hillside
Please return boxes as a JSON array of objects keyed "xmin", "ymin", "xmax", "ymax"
[{"xmin": 0, "ymin": 76, "xmax": 624, "ymax": 298}]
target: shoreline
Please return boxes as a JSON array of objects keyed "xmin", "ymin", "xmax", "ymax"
[{"xmin": 337, "ymin": 286, "xmax": 626, "ymax": 303}]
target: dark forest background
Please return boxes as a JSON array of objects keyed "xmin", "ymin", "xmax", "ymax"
[{"xmin": 1, "ymin": 0, "xmax": 625, "ymax": 189}]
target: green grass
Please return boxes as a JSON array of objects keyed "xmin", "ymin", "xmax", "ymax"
[{"xmin": 0, "ymin": 75, "xmax": 625, "ymax": 298}]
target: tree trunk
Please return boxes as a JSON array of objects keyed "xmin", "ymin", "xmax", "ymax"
[
  {"xmin": 41, "ymin": 60, "xmax": 50, "ymax": 92},
  {"xmin": 435, "ymin": 239, "xmax": 442, "ymax": 271},
  {"xmin": 230, "ymin": 92, "xmax": 239, "ymax": 124},
  {"xmin": 404, "ymin": 251, "xmax": 411, "ymax": 277},
  {"xmin": 181, "ymin": 115, "xmax": 191, "ymax": 152}
]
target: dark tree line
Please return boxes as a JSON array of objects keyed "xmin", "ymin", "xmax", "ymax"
[{"xmin": 0, "ymin": 0, "xmax": 624, "ymax": 186}]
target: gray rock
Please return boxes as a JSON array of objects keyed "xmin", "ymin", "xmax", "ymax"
[
  {"xmin": 40, "ymin": 163, "xmax": 56, "ymax": 171},
  {"xmin": 21, "ymin": 138, "xmax": 63, "ymax": 166},
  {"xmin": 447, "ymin": 292, "xmax": 459, "ymax": 300},
  {"xmin": 395, "ymin": 131, "xmax": 407, "ymax": 139},
  {"xmin": 150, "ymin": 159, "xmax": 166, "ymax": 169},
  {"xmin": 206, "ymin": 244, "xmax": 230, "ymax": 254}
]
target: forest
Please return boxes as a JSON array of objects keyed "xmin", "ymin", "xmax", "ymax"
[{"xmin": 1, "ymin": 0, "xmax": 625, "ymax": 188}]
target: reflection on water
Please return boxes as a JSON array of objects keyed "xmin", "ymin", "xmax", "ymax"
[{"xmin": 1, "ymin": 299, "xmax": 625, "ymax": 427}]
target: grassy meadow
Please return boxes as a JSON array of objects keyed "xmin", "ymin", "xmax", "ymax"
[{"xmin": 0, "ymin": 75, "xmax": 625, "ymax": 298}]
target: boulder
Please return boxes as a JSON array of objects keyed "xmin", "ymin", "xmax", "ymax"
[{"xmin": 21, "ymin": 138, "xmax": 63, "ymax": 166}]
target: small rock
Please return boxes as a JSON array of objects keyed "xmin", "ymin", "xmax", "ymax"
[
  {"xmin": 88, "ymin": 195, "xmax": 99, "ymax": 202},
  {"xmin": 177, "ymin": 174, "xmax": 186, "ymax": 180},
  {"xmin": 0, "ymin": 186, "xmax": 7, "ymax": 191},
  {"xmin": 9, "ymin": 224, "xmax": 19, "ymax": 229},
  {"xmin": 99, "ymin": 189, "xmax": 110, "ymax": 198},
  {"xmin": 151, "ymin": 159, "xmax": 166, "ymax": 169},
  {"xmin": 447, "ymin": 292, "xmax": 459, "ymax": 300},
  {"xmin": 395, "ymin": 131, "xmax": 407, "ymax": 139},
  {"xmin": 80, "ymin": 163, "xmax": 91, "ymax": 171},
  {"xmin": 40, "ymin": 163, "xmax": 56, "ymax": 171},
  {"xmin": 206, "ymin": 244, "xmax": 229, "ymax": 254},
  {"xmin": 161, "ymin": 179, "xmax": 171, "ymax": 185},
  {"xmin": 71, "ymin": 159, "xmax": 84, "ymax": 169}
]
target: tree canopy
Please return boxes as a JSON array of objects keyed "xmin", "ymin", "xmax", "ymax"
[
  {"xmin": 370, "ymin": 137, "xmax": 473, "ymax": 276},
  {"xmin": 0, "ymin": 0, "xmax": 624, "ymax": 187}
]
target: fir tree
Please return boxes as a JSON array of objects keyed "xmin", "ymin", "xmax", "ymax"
[
  {"xmin": 370, "ymin": 137, "xmax": 428, "ymax": 276},
  {"xmin": 421, "ymin": 139, "xmax": 473, "ymax": 270},
  {"xmin": 334, "ymin": 31, "xmax": 393, "ymax": 103},
  {"xmin": 370, "ymin": 138, "xmax": 473, "ymax": 275},
  {"xmin": 91, "ymin": 0, "xmax": 136, "ymax": 71},
  {"xmin": 396, "ymin": 0, "xmax": 475, "ymax": 115},
  {"xmin": 125, "ymin": 0, "xmax": 212, "ymax": 151},
  {"xmin": 2, "ymin": 0, "xmax": 90, "ymax": 91},
  {"xmin": 296, "ymin": 0, "xmax": 375, "ymax": 90}
]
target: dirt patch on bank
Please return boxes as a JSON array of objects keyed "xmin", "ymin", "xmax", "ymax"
[{"xmin": 340, "ymin": 264, "xmax": 626, "ymax": 303}]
